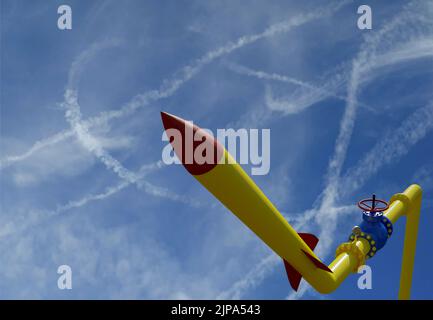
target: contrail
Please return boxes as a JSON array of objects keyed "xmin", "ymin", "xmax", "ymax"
[
  {"xmin": 1, "ymin": 0, "xmax": 351, "ymax": 169},
  {"xmin": 0, "ymin": 130, "xmax": 74, "ymax": 169},
  {"xmin": 217, "ymin": 254, "xmax": 280, "ymax": 300},
  {"xmin": 223, "ymin": 61, "xmax": 375, "ymax": 130},
  {"xmin": 0, "ymin": 38, "xmax": 123, "ymax": 170},
  {"xmin": 63, "ymin": 89, "xmax": 138, "ymax": 183},
  {"xmin": 227, "ymin": 62, "xmax": 346, "ymax": 110},
  {"xmin": 53, "ymin": 161, "xmax": 163, "ymax": 214},
  {"xmin": 225, "ymin": 61, "xmax": 346, "ymax": 94},
  {"xmin": 54, "ymin": 159, "xmax": 203, "ymax": 212},
  {"xmin": 225, "ymin": 62, "xmax": 375, "ymax": 114},
  {"xmin": 0, "ymin": 159, "xmax": 202, "ymax": 241},
  {"xmin": 341, "ymin": 101, "xmax": 433, "ymax": 197},
  {"xmin": 264, "ymin": 84, "xmax": 340, "ymax": 115},
  {"xmin": 62, "ymin": 42, "xmax": 202, "ymax": 207},
  {"xmin": 0, "ymin": 162, "xmax": 159, "ymax": 238}
]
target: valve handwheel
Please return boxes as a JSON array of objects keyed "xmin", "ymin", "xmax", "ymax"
[{"xmin": 358, "ymin": 194, "xmax": 389, "ymax": 213}]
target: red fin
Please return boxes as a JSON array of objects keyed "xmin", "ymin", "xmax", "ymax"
[
  {"xmin": 301, "ymin": 249, "xmax": 333, "ymax": 273},
  {"xmin": 298, "ymin": 233, "xmax": 319, "ymax": 251},
  {"xmin": 298, "ymin": 233, "xmax": 332, "ymax": 272},
  {"xmin": 283, "ymin": 232, "xmax": 330, "ymax": 291},
  {"xmin": 283, "ymin": 259, "xmax": 302, "ymax": 291}
]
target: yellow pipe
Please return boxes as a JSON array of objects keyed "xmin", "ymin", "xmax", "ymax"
[
  {"xmin": 387, "ymin": 185, "xmax": 422, "ymax": 300},
  {"xmin": 383, "ymin": 200, "xmax": 405, "ymax": 224},
  {"xmin": 330, "ymin": 238, "xmax": 370, "ymax": 282}
]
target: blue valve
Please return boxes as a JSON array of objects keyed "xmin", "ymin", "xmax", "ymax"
[{"xmin": 348, "ymin": 195, "xmax": 393, "ymax": 259}]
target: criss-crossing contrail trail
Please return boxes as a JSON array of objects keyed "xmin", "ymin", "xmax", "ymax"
[
  {"xmin": 62, "ymin": 40, "xmax": 143, "ymax": 186},
  {"xmin": 63, "ymin": 89, "xmax": 138, "ymax": 183},
  {"xmin": 52, "ymin": 159, "xmax": 204, "ymax": 216},
  {"xmin": 0, "ymin": 161, "xmax": 159, "ymax": 239},
  {"xmin": 0, "ymin": 0, "xmax": 351, "ymax": 169},
  {"xmin": 226, "ymin": 62, "xmax": 346, "ymax": 108},
  {"xmin": 62, "ymin": 41, "xmax": 203, "ymax": 207},
  {"xmin": 225, "ymin": 61, "xmax": 346, "ymax": 93},
  {"xmin": 2, "ymin": 39, "xmax": 202, "ymax": 244},
  {"xmin": 225, "ymin": 62, "xmax": 375, "ymax": 114},
  {"xmin": 340, "ymin": 101, "xmax": 433, "ymax": 197},
  {"xmin": 222, "ymin": 60, "xmax": 377, "ymax": 130},
  {"xmin": 0, "ymin": 157, "xmax": 203, "ymax": 242},
  {"xmin": 0, "ymin": 129, "xmax": 75, "ymax": 169},
  {"xmin": 54, "ymin": 161, "xmax": 163, "ymax": 214}
]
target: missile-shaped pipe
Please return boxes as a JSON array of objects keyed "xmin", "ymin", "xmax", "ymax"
[{"xmin": 161, "ymin": 112, "xmax": 421, "ymax": 295}]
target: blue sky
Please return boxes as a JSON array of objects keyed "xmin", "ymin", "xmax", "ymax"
[{"xmin": 1, "ymin": 0, "xmax": 432, "ymax": 299}]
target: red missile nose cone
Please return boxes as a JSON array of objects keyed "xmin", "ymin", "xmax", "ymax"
[{"xmin": 161, "ymin": 112, "xmax": 224, "ymax": 175}]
